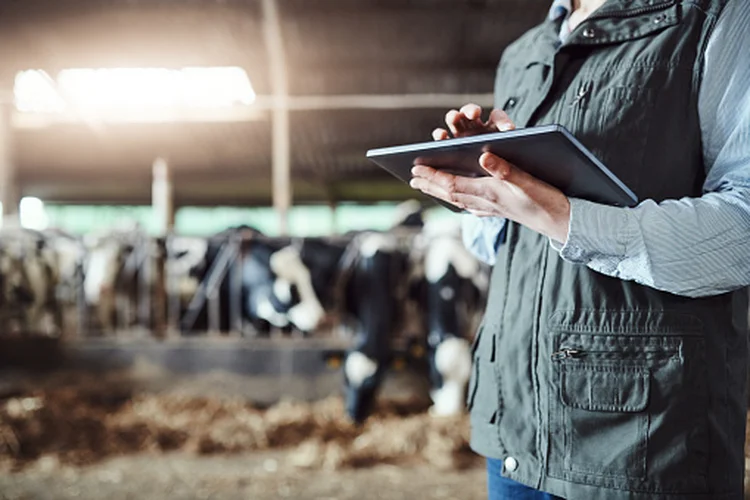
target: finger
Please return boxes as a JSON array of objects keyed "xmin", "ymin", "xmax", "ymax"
[
  {"xmin": 457, "ymin": 103, "xmax": 486, "ymax": 134},
  {"xmin": 411, "ymin": 165, "xmax": 437, "ymax": 178},
  {"xmin": 479, "ymin": 152, "xmax": 513, "ymax": 179},
  {"xmin": 445, "ymin": 109, "xmax": 465, "ymax": 137},
  {"xmin": 414, "ymin": 171, "xmax": 497, "ymax": 210},
  {"xmin": 410, "ymin": 165, "xmax": 452, "ymax": 189},
  {"xmin": 410, "ymin": 165, "xmax": 467, "ymax": 204},
  {"xmin": 446, "ymin": 109, "xmax": 484, "ymax": 137},
  {"xmin": 459, "ymin": 103, "xmax": 482, "ymax": 121},
  {"xmin": 487, "ymin": 109, "xmax": 516, "ymax": 132},
  {"xmin": 453, "ymin": 192, "xmax": 502, "ymax": 214},
  {"xmin": 409, "ymin": 177, "xmax": 463, "ymax": 208},
  {"xmin": 467, "ymin": 209, "xmax": 497, "ymax": 217},
  {"xmin": 432, "ymin": 128, "xmax": 450, "ymax": 141},
  {"xmin": 412, "ymin": 164, "xmax": 494, "ymax": 199}
]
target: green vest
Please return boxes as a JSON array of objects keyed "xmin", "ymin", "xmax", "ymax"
[{"xmin": 468, "ymin": 0, "xmax": 748, "ymax": 498}]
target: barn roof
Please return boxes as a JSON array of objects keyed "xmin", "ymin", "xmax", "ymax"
[{"xmin": 0, "ymin": 0, "xmax": 549, "ymax": 206}]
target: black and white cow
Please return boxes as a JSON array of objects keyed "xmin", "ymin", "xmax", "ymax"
[
  {"xmin": 246, "ymin": 236, "xmax": 349, "ymax": 334},
  {"xmin": 179, "ymin": 226, "xmax": 341, "ymax": 336},
  {"xmin": 340, "ymin": 230, "xmax": 416, "ymax": 423},
  {"xmin": 419, "ymin": 221, "xmax": 488, "ymax": 417}
]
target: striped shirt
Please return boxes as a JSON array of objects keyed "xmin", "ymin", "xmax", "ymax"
[{"xmin": 462, "ymin": 0, "xmax": 750, "ymax": 298}]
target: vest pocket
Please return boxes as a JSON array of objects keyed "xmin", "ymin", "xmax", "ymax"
[
  {"xmin": 560, "ymin": 363, "xmax": 649, "ymax": 479},
  {"xmin": 548, "ymin": 332, "xmax": 709, "ymax": 493},
  {"xmin": 467, "ymin": 324, "xmax": 502, "ymax": 426},
  {"xmin": 592, "ymin": 83, "xmax": 655, "ymax": 195}
]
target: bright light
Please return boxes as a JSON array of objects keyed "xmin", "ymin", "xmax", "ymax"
[
  {"xmin": 20, "ymin": 197, "xmax": 49, "ymax": 231},
  {"xmin": 14, "ymin": 67, "xmax": 256, "ymax": 119},
  {"xmin": 14, "ymin": 70, "xmax": 66, "ymax": 113}
]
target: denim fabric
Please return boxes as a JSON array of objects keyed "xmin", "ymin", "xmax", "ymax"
[{"xmin": 486, "ymin": 459, "xmax": 564, "ymax": 500}]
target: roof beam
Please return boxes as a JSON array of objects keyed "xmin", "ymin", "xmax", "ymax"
[
  {"xmin": 255, "ymin": 93, "xmax": 494, "ymax": 110},
  {"xmin": 11, "ymin": 93, "xmax": 494, "ymax": 129}
]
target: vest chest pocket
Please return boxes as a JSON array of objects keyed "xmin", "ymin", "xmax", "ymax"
[
  {"xmin": 547, "ymin": 332, "xmax": 709, "ymax": 494},
  {"xmin": 582, "ymin": 80, "xmax": 657, "ymax": 196}
]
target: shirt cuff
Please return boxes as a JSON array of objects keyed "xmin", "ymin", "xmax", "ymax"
[
  {"xmin": 550, "ymin": 198, "xmax": 634, "ymax": 263},
  {"xmin": 461, "ymin": 215, "xmax": 507, "ymax": 266}
]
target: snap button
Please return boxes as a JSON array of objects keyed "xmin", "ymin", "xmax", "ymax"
[
  {"xmin": 504, "ymin": 97, "xmax": 517, "ymax": 110},
  {"xmin": 582, "ymin": 28, "xmax": 596, "ymax": 39},
  {"xmin": 504, "ymin": 456, "xmax": 519, "ymax": 472},
  {"xmin": 653, "ymin": 14, "xmax": 667, "ymax": 24}
]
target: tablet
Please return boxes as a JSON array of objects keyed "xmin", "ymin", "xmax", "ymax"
[{"xmin": 366, "ymin": 124, "xmax": 638, "ymax": 212}]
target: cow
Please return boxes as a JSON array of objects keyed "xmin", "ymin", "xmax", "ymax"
[
  {"xmin": 82, "ymin": 225, "xmax": 151, "ymax": 335},
  {"xmin": 0, "ymin": 226, "xmax": 82, "ymax": 336},
  {"xmin": 197, "ymin": 224, "xmax": 421, "ymax": 422},
  {"xmin": 337, "ymin": 211, "xmax": 489, "ymax": 422},
  {"xmin": 186, "ymin": 203, "xmax": 488, "ymax": 423},
  {"xmin": 418, "ymin": 219, "xmax": 489, "ymax": 417},
  {"xmin": 164, "ymin": 235, "xmax": 209, "ymax": 319},
  {"xmin": 171, "ymin": 204, "xmax": 487, "ymax": 423},
  {"xmin": 340, "ymin": 229, "xmax": 416, "ymax": 423},
  {"xmin": 42, "ymin": 228, "xmax": 87, "ymax": 337},
  {"xmin": 178, "ymin": 225, "xmax": 282, "ymax": 335},
  {"xmin": 178, "ymin": 225, "xmax": 349, "ymax": 336}
]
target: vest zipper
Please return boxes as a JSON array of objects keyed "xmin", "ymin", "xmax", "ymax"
[
  {"xmin": 551, "ymin": 348, "xmax": 585, "ymax": 361},
  {"xmin": 570, "ymin": 82, "xmax": 591, "ymax": 108},
  {"xmin": 551, "ymin": 347, "xmax": 679, "ymax": 361}
]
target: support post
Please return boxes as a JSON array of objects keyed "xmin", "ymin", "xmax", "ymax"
[
  {"xmin": 152, "ymin": 157, "xmax": 174, "ymax": 236},
  {"xmin": 0, "ymin": 102, "xmax": 19, "ymax": 221},
  {"xmin": 328, "ymin": 199, "xmax": 338, "ymax": 236},
  {"xmin": 262, "ymin": 0, "xmax": 291, "ymax": 235},
  {"xmin": 152, "ymin": 158, "xmax": 173, "ymax": 338}
]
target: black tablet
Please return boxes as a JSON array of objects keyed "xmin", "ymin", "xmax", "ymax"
[{"xmin": 366, "ymin": 124, "xmax": 638, "ymax": 212}]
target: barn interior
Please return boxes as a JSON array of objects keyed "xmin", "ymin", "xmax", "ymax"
[{"xmin": 2, "ymin": 1, "xmax": 748, "ymax": 499}]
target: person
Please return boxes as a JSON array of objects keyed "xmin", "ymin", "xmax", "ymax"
[{"xmin": 409, "ymin": 0, "xmax": 750, "ymax": 498}]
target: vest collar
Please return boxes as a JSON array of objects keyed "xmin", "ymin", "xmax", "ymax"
[
  {"xmin": 591, "ymin": 0, "xmax": 676, "ymax": 18},
  {"xmin": 527, "ymin": 0, "xmax": 679, "ymax": 63},
  {"xmin": 567, "ymin": 0, "xmax": 679, "ymax": 47}
]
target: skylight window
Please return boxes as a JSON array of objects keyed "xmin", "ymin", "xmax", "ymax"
[{"xmin": 14, "ymin": 67, "xmax": 256, "ymax": 120}]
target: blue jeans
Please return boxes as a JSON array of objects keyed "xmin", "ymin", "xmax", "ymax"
[{"xmin": 487, "ymin": 459, "xmax": 564, "ymax": 500}]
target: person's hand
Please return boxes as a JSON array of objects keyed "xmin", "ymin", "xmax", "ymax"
[
  {"xmin": 432, "ymin": 103, "xmax": 516, "ymax": 141},
  {"xmin": 410, "ymin": 104, "xmax": 571, "ymax": 244}
]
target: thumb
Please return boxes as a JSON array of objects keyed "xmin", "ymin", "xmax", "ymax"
[{"xmin": 479, "ymin": 152, "xmax": 513, "ymax": 179}]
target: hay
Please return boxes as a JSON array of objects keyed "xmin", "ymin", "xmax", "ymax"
[{"xmin": 0, "ymin": 381, "xmax": 477, "ymax": 473}]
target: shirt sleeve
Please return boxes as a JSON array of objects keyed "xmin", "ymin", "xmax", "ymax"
[
  {"xmin": 461, "ymin": 215, "xmax": 507, "ymax": 266},
  {"xmin": 552, "ymin": 0, "xmax": 750, "ymax": 298}
]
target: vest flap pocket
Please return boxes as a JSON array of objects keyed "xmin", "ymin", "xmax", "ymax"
[{"xmin": 560, "ymin": 365, "xmax": 649, "ymax": 413}]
